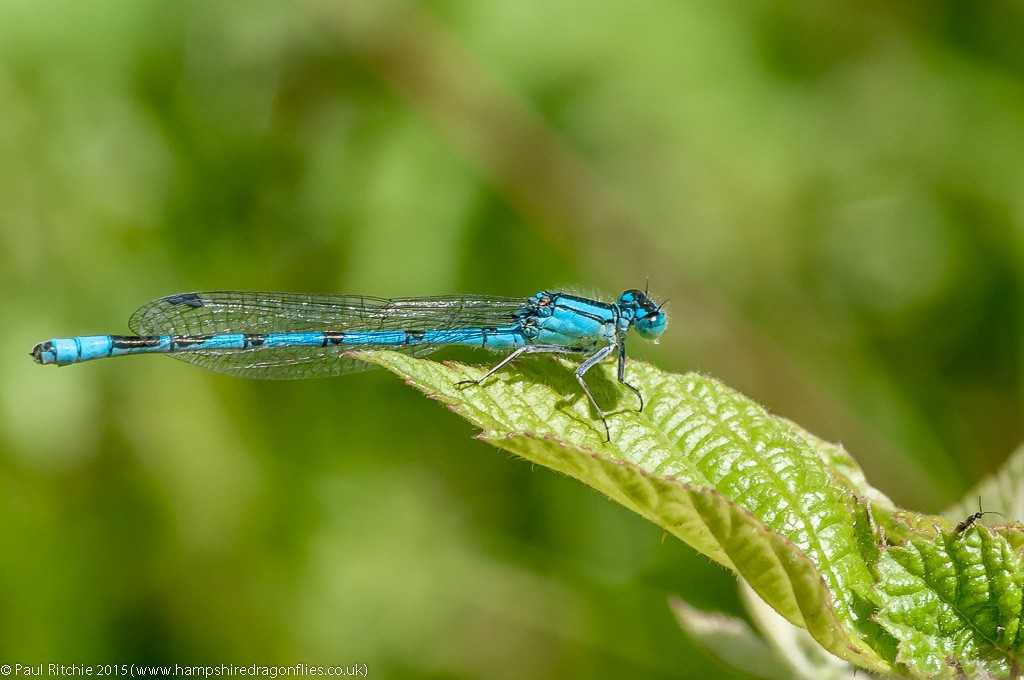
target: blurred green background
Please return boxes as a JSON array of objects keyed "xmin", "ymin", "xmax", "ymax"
[{"xmin": 3, "ymin": 0, "xmax": 1024, "ymax": 677}]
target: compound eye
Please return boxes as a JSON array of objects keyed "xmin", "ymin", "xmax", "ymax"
[
  {"xmin": 618, "ymin": 289, "xmax": 646, "ymax": 306},
  {"xmin": 635, "ymin": 311, "xmax": 667, "ymax": 340}
]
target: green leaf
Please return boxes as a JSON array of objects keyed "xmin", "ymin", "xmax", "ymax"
[
  {"xmin": 355, "ymin": 350, "xmax": 1024, "ymax": 678},
  {"xmin": 673, "ymin": 580, "xmax": 860, "ymax": 680},
  {"xmin": 871, "ymin": 527, "xmax": 1023, "ymax": 678},
  {"xmin": 671, "ymin": 594, "xmax": 799, "ymax": 680}
]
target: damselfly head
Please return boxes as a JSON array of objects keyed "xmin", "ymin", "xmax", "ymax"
[{"xmin": 618, "ymin": 289, "xmax": 667, "ymax": 341}]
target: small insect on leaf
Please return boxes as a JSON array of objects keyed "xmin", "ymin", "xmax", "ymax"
[{"xmin": 953, "ymin": 496, "xmax": 1005, "ymax": 535}]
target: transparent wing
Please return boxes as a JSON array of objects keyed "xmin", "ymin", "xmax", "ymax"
[{"xmin": 127, "ymin": 291, "xmax": 530, "ymax": 380}]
